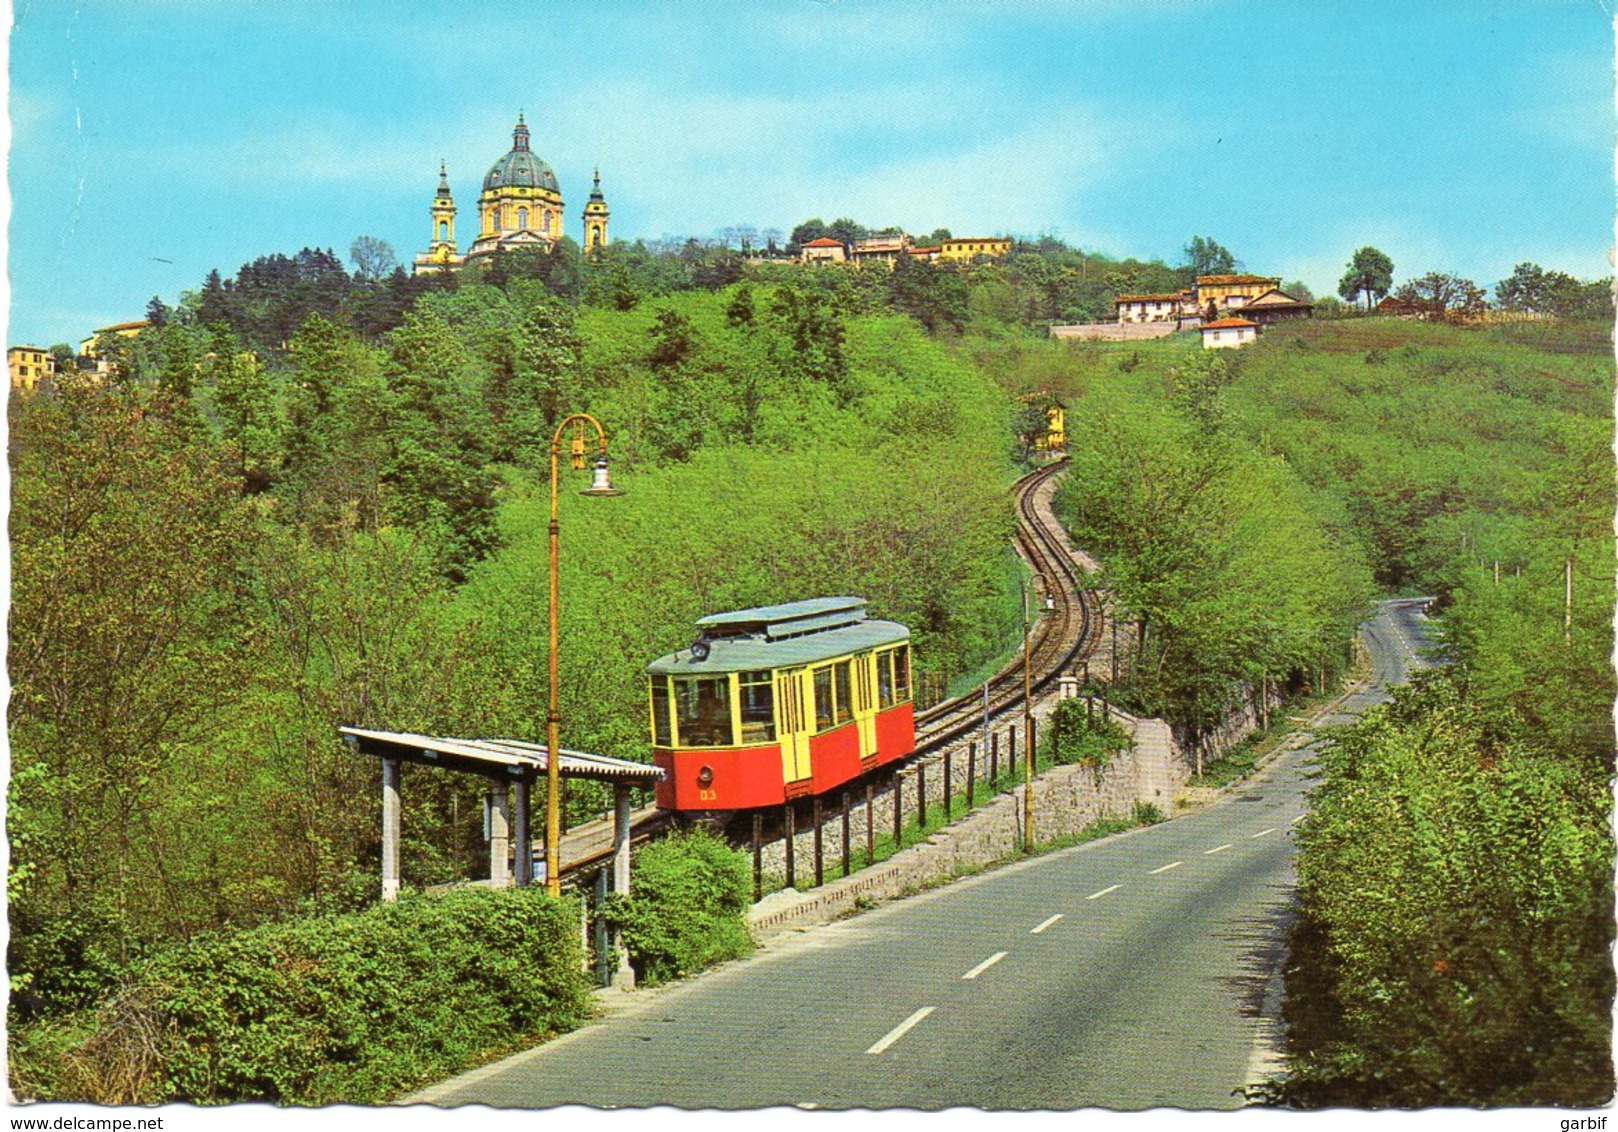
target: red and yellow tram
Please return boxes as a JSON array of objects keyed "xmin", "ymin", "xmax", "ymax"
[{"xmin": 647, "ymin": 597, "xmax": 915, "ymax": 811}]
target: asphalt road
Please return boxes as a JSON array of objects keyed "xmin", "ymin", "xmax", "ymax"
[{"xmin": 414, "ymin": 600, "xmax": 1433, "ymax": 1111}]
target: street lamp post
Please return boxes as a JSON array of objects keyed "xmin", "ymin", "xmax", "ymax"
[{"xmin": 546, "ymin": 413, "xmax": 620, "ymax": 898}]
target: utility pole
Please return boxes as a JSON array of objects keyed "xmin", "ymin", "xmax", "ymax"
[
  {"xmin": 1565, "ymin": 553, "xmax": 1573, "ymax": 644},
  {"xmin": 1022, "ymin": 577, "xmax": 1035, "ymax": 851}
]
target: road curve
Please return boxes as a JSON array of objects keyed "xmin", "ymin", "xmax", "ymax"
[{"xmin": 409, "ymin": 601, "xmax": 1432, "ymax": 1110}]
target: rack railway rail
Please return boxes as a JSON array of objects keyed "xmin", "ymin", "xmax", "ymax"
[{"xmin": 554, "ymin": 458, "xmax": 1100, "ymax": 882}]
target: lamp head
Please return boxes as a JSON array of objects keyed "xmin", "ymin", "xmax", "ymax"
[{"xmin": 580, "ymin": 455, "xmax": 622, "ymax": 497}]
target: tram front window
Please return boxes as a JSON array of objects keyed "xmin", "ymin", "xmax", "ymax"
[
  {"xmin": 738, "ymin": 671, "xmax": 776, "ymax": 743},
  {"xmin": 651, "ymin": 676, "xmax": 673, "ymax": 745},
  {"xmin": 674, "ymin": 676, "xmax": 733, "ymax": 747}
]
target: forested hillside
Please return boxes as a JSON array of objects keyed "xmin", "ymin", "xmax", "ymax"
[
  {"xmin": 12, "ymin": 228, "xmax": 1613, "ymax": 1106},
  {"xmin": 8, "ymin": 271, "xmax": 1018, "ymax": 1024},
  {"xmin": 1232, "ymin": 319, "xmax": 1615, "ymax": 1106},
  {"xmin": 1015, "ymin": 314, "xmax": 1614, "ymax": 1106}
]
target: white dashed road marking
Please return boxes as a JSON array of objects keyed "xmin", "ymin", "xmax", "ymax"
[
  {"xmin": 1087, "ymin": 884, "xmax": 1120, "ymax": 900},
  {"xmin": 962, "ymin": 952, "xmax": 1009, "ymax": 980},
  {"xmin": 867, "ymin": 1007, "xmax": 935, "ymax": 1054},
  {"xmin": 1251, "ymin": 828, "xmax": 1277, "ymax": 838},
  {"xmin": 1149, "ymin": 861, "xmax": 1182, "ymax": 874},
  {"xmin": 1205, "ymin": 843, "xmax": 1233, "ymax": 855},
  {"xmin": 1031, "ymin": 914, "xmax": 1063, "ymax": 934}
]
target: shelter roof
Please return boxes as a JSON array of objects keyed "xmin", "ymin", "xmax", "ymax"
[
  {"xmin": 802, "ymin": 237, "xmax": 845, "ymax": 248},
  {"xmin": 340, "ymin": 727, "xmax": 664, "ymax": 782},
  {"xmin": 1202, "ymin": 318, "xmax": 1258, "ymax": 329}
]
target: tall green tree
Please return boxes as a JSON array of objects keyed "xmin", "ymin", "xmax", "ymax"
[
  {"xmin": 9, "ymin": 378, "xmax": 259, "ymax": 957},
  {"xmin": 347, "ymin": 235, "xmax": 399, "ymax": 282},
  {"xmin": 1391, "ymin": 271, "xmax": 1487, "ymax": 322},
  {"xmin": 1338, "ymin": 246, "xmax": 1395, "ymax": 309},
  {"xmin": 382, "ymin": 309, "xmax": 500, "ymax": 575},
  {"xmin": 203, "ymin": 326, "xmax": 280, "ymax": 492},
  {"xmin": 1182, "ymin": 235, "xmax": 1236, "ymax": 279}
]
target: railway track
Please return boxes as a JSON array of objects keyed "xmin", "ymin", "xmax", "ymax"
[
  {"xmin": 911, "ymin": 457, "xmax": 1100, "ymax": 754},
  {"xmin": 555, "ymin": 459, "xmax": 1100, "ymax": 880}
]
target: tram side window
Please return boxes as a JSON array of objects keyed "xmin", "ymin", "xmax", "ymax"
[
  {"xmin": 651, "ymin": 676, "xmax": 673, "ymax": 745},
  {"xmin": 674, "ymin": 676, "xmax": 733, "ymax": 747},
  {"xmin": 832, "ymin": 660, "xmax": 853, "ymax": 726},
  {"xmin": 813, "ymin": 666, "xmax": 834, "ymax": 732},
  {"xmin": 895, "ymin": 645, "xmax": 911, "ymax": 701},
  {"xmin": 738, "ymin": 670, "xmax": 776, "ymax": 743},
  {"xmin": 877, "ymin": 649, "xmax": 895, "ymax": 709}
]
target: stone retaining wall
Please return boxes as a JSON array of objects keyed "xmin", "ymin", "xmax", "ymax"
[
  {"xmin": 1048, "ymin": 322, "xmax": 1196, "ymax": 342},
  {"xmin": 747, "ymin": 702, "xmax": 1189, "ymax": 937}
]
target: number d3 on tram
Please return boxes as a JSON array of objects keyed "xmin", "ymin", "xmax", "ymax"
[{"xmin": 646, "ymin": 597, "xmax": 915, "ymax": 811}]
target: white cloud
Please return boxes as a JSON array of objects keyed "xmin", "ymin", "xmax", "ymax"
[{"xmin": 489, "ymin": 78, "xmax": 1176, "ymax": 241}]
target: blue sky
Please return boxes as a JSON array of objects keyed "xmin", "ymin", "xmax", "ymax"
[{"xmin": 6, "ymin": 0, "xmax": 1614, "ymax": 348}]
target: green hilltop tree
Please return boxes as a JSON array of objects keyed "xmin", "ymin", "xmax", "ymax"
[
  {"xmin": 1338, "ymin": 246, "xmax": 1395, "ymax": 309},
  {"xmin": 1183, "ymin": 235, "xmax": 1236, "ymax": 280}
]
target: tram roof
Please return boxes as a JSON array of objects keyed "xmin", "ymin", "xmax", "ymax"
[
  {"xmin": 646, "ymin": 618, "xmax": 909, "ymax": 676},
  {"xmin": 695, "ymin": 595, "xmax": 869, "ymax": 637}
]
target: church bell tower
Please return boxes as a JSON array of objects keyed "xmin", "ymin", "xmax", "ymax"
[
  {"xmin": 414, "ymin": 161, "xmax": 464, "ymax": 274},
  {"xmin": 582, "ymin": 168, "xmax": 610, "ymax": 254},
  {"xmin": 431, "ymin": 162, "xmax": 458, "ymax": 254}
]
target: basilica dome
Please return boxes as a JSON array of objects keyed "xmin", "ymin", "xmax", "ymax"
[{"xmin": 483, "ymin": 114, "xmax": 559, "ymax": 193}]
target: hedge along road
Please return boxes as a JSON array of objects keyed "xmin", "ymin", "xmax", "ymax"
[{"xmin": 410, "ymin": 600, "xmax": 1433, "ymax": 1110}]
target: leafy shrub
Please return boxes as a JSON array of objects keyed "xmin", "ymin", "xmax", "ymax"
[
  {"xmin": 1280, "ymin": 674, "xmax": 1614, "ymax": 1107},
  {"xmin": 9, "ymin": 887, "xmax": 591, "ymax": 1105},
  {"xmin": 1042, "ymin": 697, "xmax": 1131, "ymax": 768},
  {"xmin": 609, "ymin": 829, "xmax": 753, "ymax": 985},
  {"xmin": 1131, "ymin": 801, "xmax": 1165, "ymax": 825},
  {"xmin": 7, "ymin": 904, "xmax": 140, "ymax": 1024}
]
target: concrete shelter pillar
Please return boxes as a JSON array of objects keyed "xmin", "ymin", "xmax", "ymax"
[
  {"xmin": 489, "ymin": 780, "xmax": 511, "ymax": 888},
  {"xmin": 612, "ymin": 783, "xmax": 632, "ymax": 894},
  {"xmin": 513, "ymin": 778, "xmax": 532, "ymax": 888},
  {"xmin": 612, "ymin": 782, "xmax": 636, "ymax": 989},
  {"xmin": 381, "ymin": 757, "xmax": 402, "ymax": 903}
]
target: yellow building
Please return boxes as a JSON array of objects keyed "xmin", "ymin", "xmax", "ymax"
[
  {"xmin": 1194, "ymin": 274, "xmax": 1280, "ymax": 317},
  {"xmin": 77, "ymin": 320, "xmax": 148, "ymax": 376},
  {"xmin": 79, "ymin": 319, "xmax": 148, "ymax": 357},
  {"xmin": 417, "ymin": 115, "xmax": 608, "ymax": 273},
  {"xmin": 8, "ymin": 346, "xmax": 55, "ymax": 391},
  {"xmin": 940, "ymin": 237, "xmax": 1011, "ymax": 262}
]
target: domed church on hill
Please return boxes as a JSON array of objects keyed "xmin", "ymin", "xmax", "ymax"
[{"xmin": 414, "ymin": 114, "xmax": 610, "ymax": 274}]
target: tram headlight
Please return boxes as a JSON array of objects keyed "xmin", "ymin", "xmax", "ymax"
[{"xmin": 697, "ymin": 766, "xmax": 714, "ymax": 788}]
